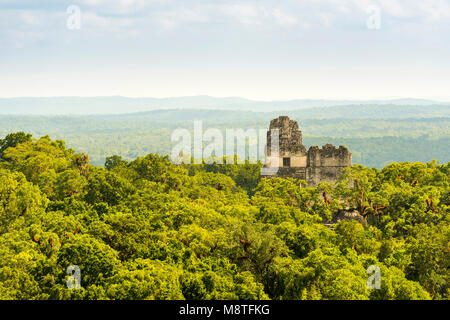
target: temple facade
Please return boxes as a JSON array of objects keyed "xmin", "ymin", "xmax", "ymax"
[{"xmin": 264, "ymin": 116, "xmax": 352, "ymax": 186}]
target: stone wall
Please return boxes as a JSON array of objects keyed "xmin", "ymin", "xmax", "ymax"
[
  {"xmin": 306, "ymin": 144, "xmax": 352, "ymax": 186},
  {"xmin": 307, "ymin": 144, "xmax": 351, "ymax": 168}
]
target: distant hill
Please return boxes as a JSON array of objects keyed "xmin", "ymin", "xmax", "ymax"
[
  {"xmin": 97, "ymin": 104, "xmax": 450, "ymax": 121},
  {"xmin": 0, "ymin": 96, "xmax": 448, "ymax": 115}
]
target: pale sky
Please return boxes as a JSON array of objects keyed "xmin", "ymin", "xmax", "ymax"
[{"xmin": 1, "ymin": 0, "xmax": 450, "ymax": 101}]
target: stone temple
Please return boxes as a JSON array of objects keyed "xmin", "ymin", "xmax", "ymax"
[{"xmin": 264, "ymin": 116, "xmax": 352, "ymax": 186}]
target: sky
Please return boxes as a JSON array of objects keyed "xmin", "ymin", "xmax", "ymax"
[{"xmin": 1, "ymin": 0, "xmax": 450, "ymax": 101}]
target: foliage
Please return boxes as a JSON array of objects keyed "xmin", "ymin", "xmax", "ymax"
[{"xmin": 0, "ymin": 133, "xmax": 448, "ymax": 300}]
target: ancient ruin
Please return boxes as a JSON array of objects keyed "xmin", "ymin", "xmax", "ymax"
[{"xmin": 264, "ymin": 116, "xmax": 352, "ymax": 186}]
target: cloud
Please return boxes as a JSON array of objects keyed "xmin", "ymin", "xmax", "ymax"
[
  {"xmin": 220, "ymin": 4, "xmax": 298, "ymax": 27},
  {"xmin": 1, "ymin": 0, "xmax": 449, "ymax": 100},
  {"xmin": 291, "ymin": 0, "xmax": 450, "ymax": 24},
  {"xmin": 152, "ymin": 5, "xmax": 212, "ymax": 30},
  {"xmin": 18, "ymin": 10, "xmax": 40, "ymax": 25},
  {"xmin": 417, "ymin": 0, "xmax": 450, "ymax": 22},
  {"xmin": 1, "ymin": 0, "xmax": 450, "ymax": 48},
  {"xmin": 83, "ymin": 11, "xmax": 136, "ymax": 29},
  {"xmin": 150, "ymin": 3, "xmax": 299, "ymax": 30},
  {"xmin": 0, "ymin": 9, "xmax": 62, "ymax": 47},
  {"xmin": 77, "ymin": 0, "xmax": 150, "ymax": 14}
]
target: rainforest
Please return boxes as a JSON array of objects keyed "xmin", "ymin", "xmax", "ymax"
[{"xmin": 0, "ymin": 132, "xmax": 448, "ymax": 300}]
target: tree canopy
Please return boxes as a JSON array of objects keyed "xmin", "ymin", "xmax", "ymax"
[{"xmin": 0, "ymin": 133, "xmax": 448, "ymax": 300}]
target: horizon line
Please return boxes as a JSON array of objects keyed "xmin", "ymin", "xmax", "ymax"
[{"xmin": 0, "ymin": 95, "xmax": 448, "ymax": 103}]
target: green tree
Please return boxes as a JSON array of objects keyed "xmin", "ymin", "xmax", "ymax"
[{"xmin": 0, "ymin": 132, "xmax": 32, "ymax": 159}]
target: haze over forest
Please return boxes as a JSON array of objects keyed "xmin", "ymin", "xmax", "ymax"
[
  {"xmin": 0, "ymin": 96, "xmax": 448, "ymax": 169},
  {"xmin": 0, "ymin": 96, "xmax": 449, "ymax": 115}
]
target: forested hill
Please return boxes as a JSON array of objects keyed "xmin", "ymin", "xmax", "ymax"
[
  {"xmin": 0, "ymin": 133, "xmax": 448, "ymax": 300},
  {"xmin": 98, "ymin": 104, "xmax": 450, "ymax": 120},
  {"xmin": 0, "ymin": 107, "xmax": 449, "ymax": 168}
]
